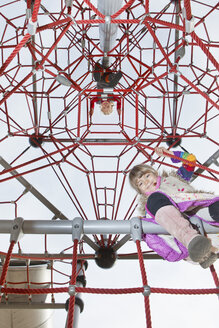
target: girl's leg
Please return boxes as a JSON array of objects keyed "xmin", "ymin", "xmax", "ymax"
[
  {"xmin": 192, "ymin": 202, "xmax": 219, "ymax": 223},
  {"xmin": 147, "ymin": 193, "xmax": 216, "ymax": 266},
  {"xmin": 147, "ymin": 193, "xmax": 198, "ymax": 247},
  {"xmin": 209, "ymin": 201, "xmax": 219, "ymax": 222}
]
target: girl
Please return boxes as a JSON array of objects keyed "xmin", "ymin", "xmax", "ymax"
[{"xmin": 129, "ymin": 147, "xmax": 219, "ymax": 268}]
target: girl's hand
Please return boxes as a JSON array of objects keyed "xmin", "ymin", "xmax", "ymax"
[{"xmin": 155, "ymin": 147, "xmax": 174, "ymax": 157}]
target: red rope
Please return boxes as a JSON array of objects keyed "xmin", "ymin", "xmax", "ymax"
[
  {"xmin": 0, "ymin": 241, "xmax": 15, "ymax": 286},
  {"xmin": 79, "ymin": 287, "xmax": 219, "ymax": 295},
  {"xmin": 145, "ymin": 0, "xmax": 149, "ymax": 14},
  {"xmin": 0, "ymin": 34, "xmax": 31, "ymax": 76},
  {"xmin": 111, "ymin": 0, "xmax": 135, "ymax": 18},
  {"xmin": 191, "ymin": 31, "xmax": 219, "ymax": 71},
  {"xmin": 83, "ymin": 0, "xmax": 105, "ymax": 19},
  {"xmin": 183, "ymin": 0, "xmax": 192, "ymax": 21},
  {"xmin": 210, "ymin": 265, "xmax": 219, "ymax": 288},
  {"xmin": 150, "ymin": 287, "xmax": 219, "ymax": 295},
  {"xmin": 31, "ymin": 0, "xmax": 42, "ymax": 22},
  {"xmin": 67, "ymin": 239, "xmax": 79, "ymax": 328},
  {"xmin": 0, "ymin": 241, "xmax": 15, "ymax": 301},
  {"xmin": 77, "ymin": 287, "xmax": 143, "ymax": 294},
  {"xmin": 2, "ymin": 286, "xmax": 219, "ymax": 295},
  {"xmin": 136, "ymin": 241, "xmax": 148, "ymax": 286},
  {"xmin": 136, "ymin": 240, "xmax": 152, "ymax": 328}
]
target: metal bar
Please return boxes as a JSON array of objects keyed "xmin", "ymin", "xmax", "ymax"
[
  {"xmin": 0, "ymin": 157, "xmax": 68, "ymax": 220},
  {"xmin": 0, "ymin": 218, "xmax": 217, "ymax": 235},
  {"xmin": 191, "ymin": 149, "xmax": 219, "ymax": 182},
  {"xmin": 32, "ymin": 36, "xmax": 39, "ymax": 132},
  {"xmin": 98, "ymin": 0, "xmax": 123, "ymax": 65},
  {"xmin": 42, "ymin": 138, "xmax": 164, "ymax": 143},
  {"xmin": 0, "ymin": 252, "xmax": 162, "ymax": 260}
]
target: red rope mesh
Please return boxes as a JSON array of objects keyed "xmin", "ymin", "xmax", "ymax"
[
  {"xmin": 136, "ymin": 240, "xmax": 152, "ymax": 328},
  {"xmin": 75, "ymin": 17, "xmax": 184, "ymax": 31},
  {"xmin": 179, "ymin": 74, "xmax": 219, "ymax": 112},
  {"xmin": 67, "ymin": 239, "xmax": 79, "ymax": 328}
]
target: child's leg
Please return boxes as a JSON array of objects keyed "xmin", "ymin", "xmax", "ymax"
[
  {"xmin": 147, "ymin": 193, "xmax": 216, "ymax": 265},
  {"xmin": 148, "ymin": 196, "xmax": 198, "ymax": 248},
  {"xmin": 209, "ymin": 201, "xmax": 219, "ymax": 222},
  {"xmin": 189, "ymin": 201, "xmax": 219, "ymax": 223}
]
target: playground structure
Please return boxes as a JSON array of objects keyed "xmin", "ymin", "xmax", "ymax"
[{"xmin": 0, "ymin": 0, "xmax": 218, "ymax": 327}]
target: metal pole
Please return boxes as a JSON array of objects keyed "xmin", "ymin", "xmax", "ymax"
[
  {"xmin": 0, "ymin": 252, "xmax": 163, "ymax": 260},
  {"xmin": 98, "ymin": 0, "xmax": 123, "ymax": 66},
  {"xmin": 172, "ymin": 0, "xmax": 180, "ymax": 135},
  {"xmin": 0, "ymin": 218, "xmax": 217, "ymax": 235},
  {"xmin": 65, "ymin": 261, "xmax": 87, "ymax": 328},
  {"xmin": 191, "ymin": 149, "xmax": 219, "ymax": 182}
]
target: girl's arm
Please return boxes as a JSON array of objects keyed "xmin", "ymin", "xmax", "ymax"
[
  {"xmin": 174, "ymin": 152, "xmax": 196, "ymax": 181},
  {"xmin": 155, "ymin": 147, "xmax": 196, "ymax": 181},
  {"xmin": 155, "ymin": 147, "xmax": 174, "ymax": 157},
  {"xmin": 155, "ymin": 147, "xmax": 196, "ymax": 166}
]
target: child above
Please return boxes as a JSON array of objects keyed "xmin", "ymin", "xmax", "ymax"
[
  {"xmin": 90, "ymin": 62, "xmax": 122, "ymax": 117},
  {"xmin": 129, "ymin": 147, "xmax": 219, "ymax": 268}
]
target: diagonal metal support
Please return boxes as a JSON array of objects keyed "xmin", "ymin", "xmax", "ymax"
[
  {"xmin": 0, "ymin": 157, "xmax": 68, "ymax": 220},
  {"xmin": 113, "ymin": 234, "xmax": 131, "ymax": 251},
  {"xmin": 82, "ymin": 235, "xmax": 99, "ymax": 251},
  {"xmin": 191, "ymin": 149, "xmax": 219, "ymax": 182}
]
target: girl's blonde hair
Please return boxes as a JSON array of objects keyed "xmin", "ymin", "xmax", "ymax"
[{"xmin": 129, "ymin": 164, "xmax": 158, "ymax": 194}]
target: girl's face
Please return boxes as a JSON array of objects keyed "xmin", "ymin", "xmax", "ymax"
[{"xmin": 136, "ymin": 172, "xmax": 157, "ymax": 194}]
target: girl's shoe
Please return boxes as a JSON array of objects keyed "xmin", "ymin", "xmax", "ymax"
[
  {"xmin": 199, "ymin": 252, "xmax": 217, "ymax": 269},
  {"xmin": 188, "ymin": 235, "xmax": 212, "ymax": 262}
]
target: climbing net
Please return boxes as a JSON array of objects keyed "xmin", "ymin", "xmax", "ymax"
[{"xmin": 0, "ymin": 0, "xmax": 218, "ymax": 327}]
